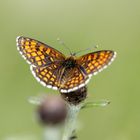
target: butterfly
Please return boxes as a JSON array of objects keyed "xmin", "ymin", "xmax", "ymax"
[{"xmin": 16, "ymin": 36, "xmax": 116, "ymax": 93}]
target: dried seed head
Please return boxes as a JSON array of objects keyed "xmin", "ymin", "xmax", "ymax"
[{"xmin": 60, "ymin": 86, "xmax": 87, "ymax": 105}]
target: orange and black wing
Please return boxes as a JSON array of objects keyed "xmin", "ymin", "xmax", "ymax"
[
  {"xmin": 30, "ymin": 63, "xmax": 63, "ymax": 90},
  {"xmin": 59, "ymin": 67, "xmax": 89, "ymax": 93},
  {"xmin": 16, "ymin": 36, "xmax": 65, "ymax": 67},
  {"xmin": 60, "ymin": 50, "xmax": 117, "ymax": 93},
  {"xmin": 77, "ymin": 50, "xmax": 116, "ymax": 77},
  {"xmin": 31, "ymin": 64, "xmax": 88, "ymax": 93}
]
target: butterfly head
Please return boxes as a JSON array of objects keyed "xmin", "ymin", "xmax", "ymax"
[{"xmin": 70, "ymin": 52, "xmax": 77, "ymax": 57}]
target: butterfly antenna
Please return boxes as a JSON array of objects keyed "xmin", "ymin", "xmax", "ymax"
[
  {"xmin": 74, "ymin": 45, "xmax": 99, "ymax": 56},
  {"xmin": 57, "ymin": 38, "xmax": 73, "ymax": 55}
]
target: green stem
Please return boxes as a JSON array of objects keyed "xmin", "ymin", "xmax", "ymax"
[
  {"xmin": 62, "ymin": 104, "xmax": 82, "ymax": 140},
  {"xmin": 44, "ymin": 126, "xmax": 61, "ymax": 140}
]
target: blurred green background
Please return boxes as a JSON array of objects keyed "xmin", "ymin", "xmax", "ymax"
[{"xmin": 0, "ymin": 0, "xmax": 140, "ymax": 140}]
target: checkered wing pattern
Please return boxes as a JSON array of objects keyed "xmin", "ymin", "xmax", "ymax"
[
  {"xmin": 77, "ymin": 50, "xmax": 116, "ymax": 76},
  {"xmin": 30, "ymin": 62, "xmax": 63, "ymax": 90},
  {"xmin": 16, "ymin": 36, "xmax": 65, "ymax": 67},
  {"xmin": 31, "ymin": 64, "xmax": 88, "ymax": 93},
  {"xmin": 59, "ymin": 67, "xmax": 89, "ymax": 93},
  {"xmin": 17, "ymin": 37, "xmax": 117, "ymax": 93}
]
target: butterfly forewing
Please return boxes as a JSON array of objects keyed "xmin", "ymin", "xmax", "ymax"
[
  {"xmin": 16, "ymin": 36, "xmax": 65, "ymax": 67},
  {"xmin": 77, "ymin": 50, "xmax": 116, "ymax": 77}
]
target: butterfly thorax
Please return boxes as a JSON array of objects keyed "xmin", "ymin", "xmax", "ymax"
[{"xmin": 62, "ymin": 57, "xmax": 77, "ymax": 69}]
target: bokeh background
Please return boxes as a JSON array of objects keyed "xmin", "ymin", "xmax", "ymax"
[{"xmin": 0, "ymin": 0, "xmax": 140, "ymax": 140}]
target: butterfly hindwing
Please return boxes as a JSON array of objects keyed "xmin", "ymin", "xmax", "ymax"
[
  {"xmin": 59, "ymin": 67, "xmax": 89, "ymax": 93},
  {"xmin": 30, "ymin": 63, "xmax": 63, "ymax": 90},
  {"xmin": 31, "ymin": 64, "xmax": 88, "ymax": 93},
  {"xmin": 16, "ymin": 36, "xmax": 65, "ymax": 67}
]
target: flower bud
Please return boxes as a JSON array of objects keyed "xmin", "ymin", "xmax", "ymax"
[{"xmin": 37, "ymin": 95, "xmax": 67, "ymax": 125}]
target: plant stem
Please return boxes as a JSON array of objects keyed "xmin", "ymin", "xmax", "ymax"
[
  {"xmin": 62, "ymin": 104, "xmax": 82, "ymax": 140},
  {"xmin": 44, "ymin": 126, "xmax": 61, "ymax": 140}
]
